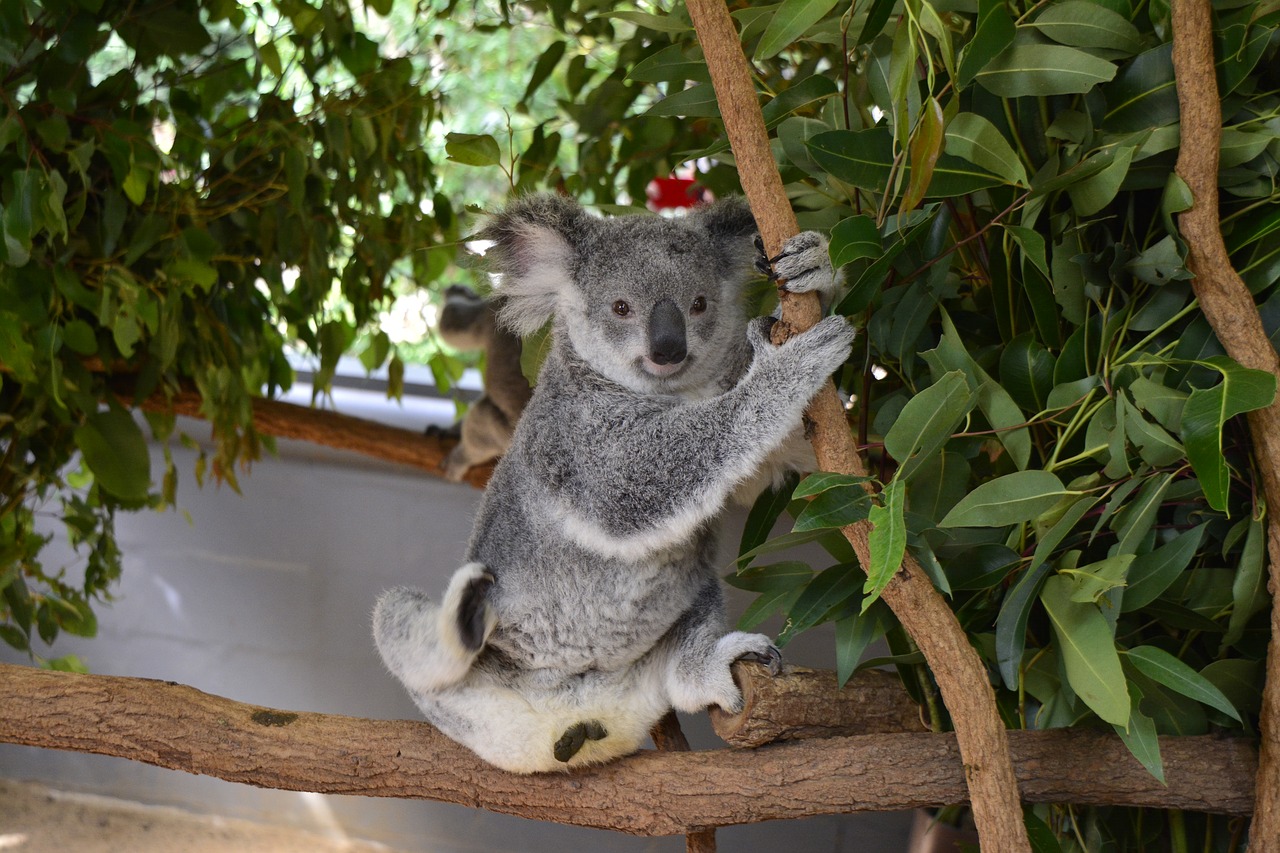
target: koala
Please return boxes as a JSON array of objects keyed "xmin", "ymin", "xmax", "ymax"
[
  {"xmin": 427, "ymin": 284, "xmax": 533, "ymax": 481},
  {"xmin": 374, "ymin": 194, "xmax": 852, "ymax": 774}
]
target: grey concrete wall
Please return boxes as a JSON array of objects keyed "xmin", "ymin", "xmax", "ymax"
[{"xmin": 0, "ymin": 398, "xmax": 913, "ymax": 852}]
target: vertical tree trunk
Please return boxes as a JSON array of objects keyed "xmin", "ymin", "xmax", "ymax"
[
  {"xmin": 683, "ymin": 2, "xmax": 1030, "ymax": 850},
  {"xmin": 1172, "ymin": 1, "xmax": 1280, "ymax": 849}
]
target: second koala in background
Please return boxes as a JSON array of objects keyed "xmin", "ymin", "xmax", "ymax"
[{"xmin": 430, "ymin": 284, "xmax": 533, "ymax": 481}]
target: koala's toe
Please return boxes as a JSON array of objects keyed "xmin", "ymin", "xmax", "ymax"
[{"xmin": 738, "ymin": 644, "xmax": 783, "ymax": 676}]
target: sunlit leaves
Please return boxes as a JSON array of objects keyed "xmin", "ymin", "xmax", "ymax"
[
  {"xmin": 445, "ymin": 133, "xmax": 502, "ymax": 167},
  {"xmin": 754, "ymin": 0, "xmax": 842, "ymax": 60}
]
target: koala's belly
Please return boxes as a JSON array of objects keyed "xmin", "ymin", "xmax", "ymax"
[{"xmin": 487, "ymin": 548, "xmax": 709, "ymax": 673}]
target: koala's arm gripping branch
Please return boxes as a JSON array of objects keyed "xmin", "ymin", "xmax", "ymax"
[{"xmin": 684, "ymin": 1, "xmax": 1030, "ymax": 850}]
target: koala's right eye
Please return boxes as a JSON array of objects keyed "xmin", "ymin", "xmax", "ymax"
[{"xmin": 612, "ymin": 300, "xmax": 631, "ymax": 317}]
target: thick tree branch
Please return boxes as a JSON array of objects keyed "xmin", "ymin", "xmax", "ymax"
[
  {"xmin": 710, "ymin": 663, "xmax": 926, "ymax": 747},
  {"xmin": 0, "ymin": 664, "xmax": 1257, "ymax": 831},
  {"xmin": 684, "ymin": 1, "xmax": 1029, "ymax": 848},
  {"xmin": 1172, "ymin": 2, "xmax": 1280, "ymax": 849},
  {"xmin": 135, "ymin": 388, "xmax": 494, "ymax": 488}
]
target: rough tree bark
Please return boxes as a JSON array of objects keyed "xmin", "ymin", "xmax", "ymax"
[
  {"xmin": 0, "ymin": 664, "xmax": 1258, "ymax": 830},
  {"xmin": 710, "ymin": 663, "xmax": 926, "ymax": 748},
  {"xmin": 683, "ymin": 1, "xmax": 1030, "ymax": 849},
  {"xmin": 1172, "ymin": 1, "xmax": 1280, "ymax": 849}
]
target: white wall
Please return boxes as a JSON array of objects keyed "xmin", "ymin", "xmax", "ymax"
[{"xmin": 0, "ymin": 402, "xmax": 913, "ymax": 852}]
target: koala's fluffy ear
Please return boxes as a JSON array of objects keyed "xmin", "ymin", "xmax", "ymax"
[{"xmin": 483, "ymin": 194, "xmax": 591, "ymax": 336}]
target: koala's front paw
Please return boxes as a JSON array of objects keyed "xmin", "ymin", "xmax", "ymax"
[
  {"xmin": 736, "ymin": 644, "xmax": 783, "ymax": 677},
  {"xmin": 758, "ymin": 232, "xmax": 843, "ymax": 304},
  {"xmin": 790, "ymin": 314, "xmax": 856, "ymax": 380}
]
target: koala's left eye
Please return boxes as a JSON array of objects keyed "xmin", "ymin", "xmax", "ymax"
[
  {"xmin": 613, "ymin": 300, "xmax": 631, "ymax": 317},
  {"xmin": 690, "ymin": 296, "xmax": 707, "ymax": 315}
]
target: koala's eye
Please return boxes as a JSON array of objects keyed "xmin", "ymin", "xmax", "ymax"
[
  {"xmin": 690, "ymin": 296, "xmax": 707, "ymax": 315},
  {"xmin": 612, "ymin": 300, "xmax": 631, "ymax": 317}
]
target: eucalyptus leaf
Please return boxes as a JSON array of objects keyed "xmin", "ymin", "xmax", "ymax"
[
  {"xmin": 755, "ymin": 0, "xmax": 842, "ymax": 60},
  {"xmin": 74, "ymin": 409, "xmax": 152, "ymax": 502},
  {"xmin": 1181, "ymin": 356, "xmax": 1277, "ymax": 512},
  {"xmin": 883, "ymin": 371, "xmax": 975, "ymax": 481},
  {"xmin": 976, "ymin": 44, "xmax": 1118, "ymax": 97},
  {"xmin": 940, "ymin": 470, "xmax": 1075, "ymax": 528},
  {"xmin": 1125, "ymin": 645, "xmax": 1241, "ymax": 721},
  {"xmin": 864, "ymin": 479, "xmax": 906, "ymax": 609},
  {"xmin": 1041, "ymin": 575, "xmax": 1131, "ymax": 726}
]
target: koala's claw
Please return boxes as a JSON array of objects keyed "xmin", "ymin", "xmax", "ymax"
[
  {"xmin": 553, "ymin": 720, "xmax": 608, "ymax": 763},
  {"xmin": 737, "ymin": 645, "xmax": 783, "ymax": 677}
]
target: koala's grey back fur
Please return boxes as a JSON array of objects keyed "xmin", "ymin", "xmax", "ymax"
[
  {"xmin": 430, "ymin": 284, "xmax": 532, "ymax": 481},
  {"xmin": 374, "ymin": 194, "xmax": 853, "ymax": 773}
]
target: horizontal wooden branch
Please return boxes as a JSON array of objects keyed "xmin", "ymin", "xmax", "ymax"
[
  {"xmin": 710, "ymin": 663, "xmax": 926, "ymax": 747},
  {"xmin": 136, "ymin": 388, "xmax": 494, "ymax": 488},
  {"xmin": 0, "ymin": 663, "xmax": 1256, "ymax": 834}
]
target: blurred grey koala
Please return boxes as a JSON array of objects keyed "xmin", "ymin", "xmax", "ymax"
[
  {"xmin": 427, "ymin": 284, "xmax": 533, "ymax": 481},
  {"xmin": 375, "ymin": 195, "xmax": 851, "ymax": 773}
]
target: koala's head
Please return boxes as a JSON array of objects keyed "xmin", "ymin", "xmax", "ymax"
[{"xmin": 483, "ymin": 194, "xmax": 758, "ymax": 396}]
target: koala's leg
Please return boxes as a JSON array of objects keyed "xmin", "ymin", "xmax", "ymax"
[
  {"xmin": 659, "ymin": 581, "xmax": 781, "ymax": 715},
  {"xmin": 442, "ymin": 396, "xmax": 515, "ymax": 481},
  {"xmin": 373, "ymin": 562, "xmax": 496, "ymax": 693}
]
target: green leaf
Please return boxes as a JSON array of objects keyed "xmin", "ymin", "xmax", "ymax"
[
  {"xmin": 864, "ymin": 479, "xmax": 906, "ymax": 609},
  {"xmin": 75, "ymin": 409, "xmax": 152, "ymax": 502},
  {"xmin": 1067, "ymin": 145, "xmax": 1135, "ymax": 216},
  {"xmin": 726, "ymin": 561, "xmax": 814, "ymax": 592},
  {"xmin": 755, "ymin": 0, "xmax": 842, "ymax": 60},
  {"xmin": 835, "ymin": 607, "xmax": 885, "ymax": 686},
  {"xmin": 445, "ymin": 133, "xmax": 501, "ymax": 167},
  {"xmin": 1122, "ymin": 523, "xmax": 1208, "ymax": 611},
  {"xmin": 777, "ymin": 562, "xmax": 861, "ymax": 645},
  {"xmin": 1041, "ymin": 575, "xmax": 1131, "ymax": 726},
  {"xmin": 883, "ymin": 371, "xmax": 974, "ymax": 481},
  {"xmin": 1181, "ymin": 356, "xmax": 1277, "ymax": 512},
  {"xmin": 957, "ymin": 0, "xmax": 1015, "ymax": 87},
  {"xmin": 738, "ymin": 585, "xmax": 804, "ymax": 631},
  {"xmin": 793, "ymin": 485, "xmax": 874, "ymax": 531},
  {"xmin": 1115, "ymin": 684, "xmax": 1165, "ymax": 783},
  {"xmin": 1126, "ymin": 645, "xmax": 1241, "ymax": 721},
  {"xmin": 762, "ymin": 76, "xmax": 839, "ymax": 129},
  {"xmin": 740, "ymin": 473, "xmax": 801, "ymax": 557},
  {"xmin": 1032, "ymin": 1, "xmax": 1144, "ymax": 54},
  {"xmin": 828, "ymin": 215, "xmax": 882, "ymax": 267},
  {"xmin": 644, "ymin": 83, "xmax": 722, "ymax": 117},
  {"xmin": 999, "ymin": 333, "xmax": 1056, "ymax": 412},
  {"xmin": 809, "ymin": 128, "xmax": 1004, "ymax": 197},
  {"xmin": 793, "ymin": 472, "xmax": 872, "ymax": 498},
  {"xmin": 944, "ymin": 113, "xmax": 1030, "ymax": 187},
  {"xmin": 62, "ymin": 319, "xmax": 98, "ymax": 356},
  {"xmin": 1225, "ymin": 513, "xmax": 1267, "ymax": 647},
  {"xmin": 628, "ymin": 45, "xmax": 710, "ymax": 84},
  {"xmin": 941, "ymin": 470, "xmax": 1074, "ymax": 528},
  {"xmin": 1102, "ymin": 44, "xmax": 1178, "ymax": 132},
  {"xmin": 522, "ymin": 41, "xmax": 567, "ymax": 105},
  {"xmin": 976, "ymin": 44, "xmax": 1118, "ymax": 97}
]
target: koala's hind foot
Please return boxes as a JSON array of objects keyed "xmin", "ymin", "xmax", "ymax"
[
  {"xmin": 737, "ymin": 644, "xmax": 783, "ymax": 676},
  {"xmin": 373, "ymin": 562, "xmax": 496, "ymax": 694},
  {"xmin": 553, "ymin": 720, "xmax": 609, "ymax": 763}
]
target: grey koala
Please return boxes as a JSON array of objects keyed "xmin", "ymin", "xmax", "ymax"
[
  {"xmin": 374, "ymin": 194, "xmax": 852, "ymax": 773},
  {"xmin": 427, "ymin": 284, "xmax": 533, "ymax": 481}
]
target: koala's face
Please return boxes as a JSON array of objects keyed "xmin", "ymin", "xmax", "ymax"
[
  {"xmin": 486, "ymin": 194, "xmax": 758, "ymax": 397},
  {"xmin": 560, "ymin": 216, "xmax": 747, "ymax": 396}
]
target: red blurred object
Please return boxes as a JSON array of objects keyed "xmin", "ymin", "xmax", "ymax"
[{"xmin": 646, "ymin": 177, "xmax": 707, "ymax": 210}]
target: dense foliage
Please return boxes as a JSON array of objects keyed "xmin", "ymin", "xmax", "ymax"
[{"xmin": 4, "ymin": 0, "xmax": 1280, "ymax": 847}]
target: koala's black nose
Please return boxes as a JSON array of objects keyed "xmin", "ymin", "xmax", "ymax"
[{"xmin": 648, "ymin": 299, "xmax": 687, "ymax": 365}]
